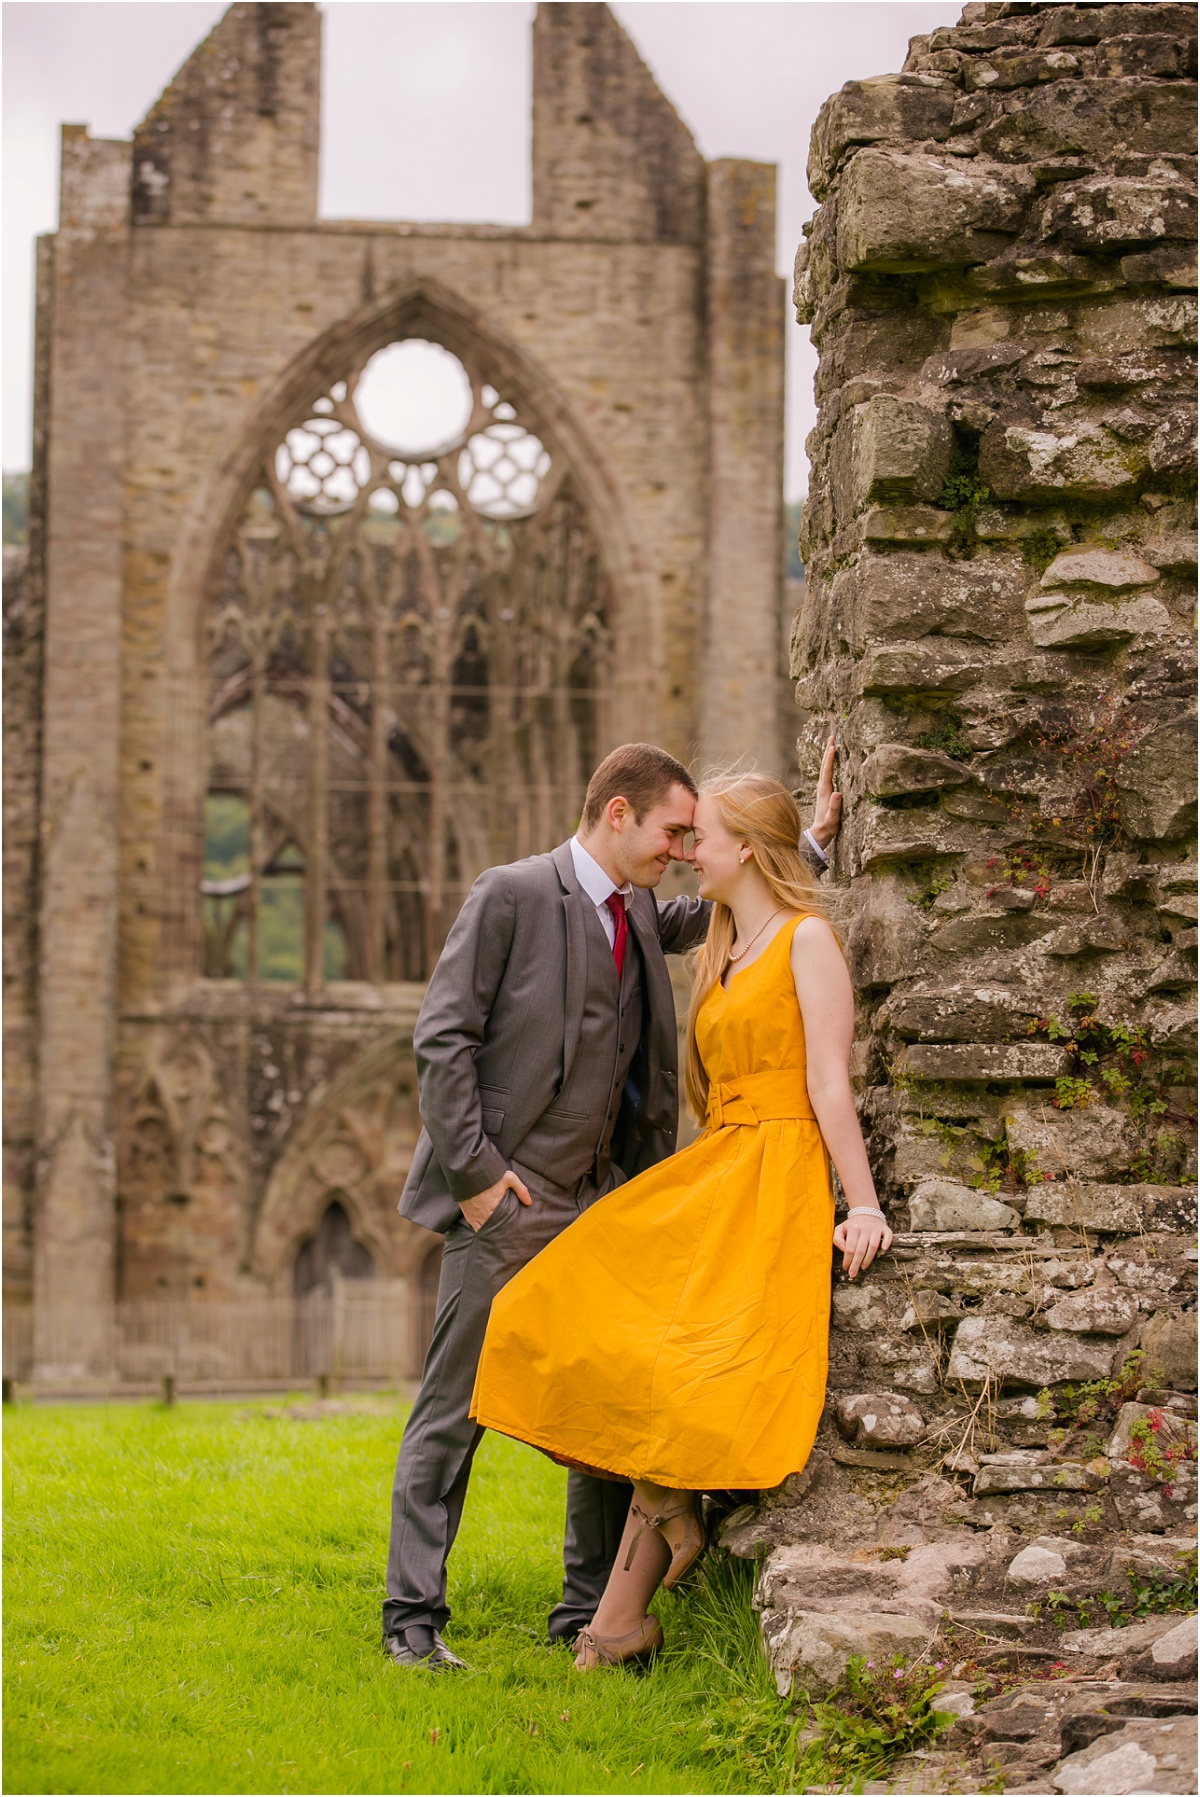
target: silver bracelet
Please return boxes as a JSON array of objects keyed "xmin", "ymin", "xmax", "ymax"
[{"xmin": 845, "ymin": 1206, "xmax": 887, "ymax": 1221}]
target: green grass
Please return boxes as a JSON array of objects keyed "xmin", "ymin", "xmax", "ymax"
[{"xmin": 4, "ymin": 1400, "xmax": 797, "ymax": 1796}]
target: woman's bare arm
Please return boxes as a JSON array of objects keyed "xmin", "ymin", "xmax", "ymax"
[{"xmin": 790, "ymin": 916, "xmax": 893, "ymax": 1278}]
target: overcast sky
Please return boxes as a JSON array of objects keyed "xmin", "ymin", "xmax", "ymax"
[{"xmin": 3, "ymin": 0, "xmax": 958, "ymax": 495}]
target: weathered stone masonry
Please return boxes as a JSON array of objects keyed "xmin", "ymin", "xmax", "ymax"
[
  {"xmin": 794, "ymin": 0, "xmax": 1197, "ymax": 1237},
  {"xmin": 727, "ymin": 4, "xmax": 1198, "ymax": 1774}
]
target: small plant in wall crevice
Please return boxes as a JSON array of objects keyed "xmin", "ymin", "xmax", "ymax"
[
  {"xmin": 940, "ymin": 434, "xmax": 991, "ymax": 562},
  {"xmin": 915, "ymin": 715, "xmax": 973, "ymax": 762},
  {"xmin": 801, "ymin": 1654, "xmax": 956, "ymax": 1786},
  {"xmin": 986, "ymin": 846, "xmax": 1054, "ymax": 902},
  {"xmin": 1027, "ymin": 1548, "xmax": 1198, "ymax": 1634},
  {"xmin": 1039, "ymin": 1351, "xmax": 1156, "ymax": 1459},
  {"xmin": 1022, "ymin": 529, "xmax": 1063, "ymax": 575},
  {"xmin": 1027, "ymin": 992, "xmax": 1197, "ymax": 1181},
  {"xmin": 1126, "ymin": 1411, "xmax": 1198, "ymax": 1499},
  {"xmin": 1000, "ymin": 697, "xmax": 1150, "ymax": 907},
  {"xmin": 967, "ymin": 1125, "xmax": 1043, "ymax": 1195}
]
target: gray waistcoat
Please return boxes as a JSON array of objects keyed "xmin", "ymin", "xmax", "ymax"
[{"xmin": 513, "ymin": 901, "xmax": 644, "ymax": 1189}]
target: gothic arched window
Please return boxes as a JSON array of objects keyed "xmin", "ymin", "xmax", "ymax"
[{"xmin": 203, "ymin": 336, "xmax": 614, "ymax": 985}]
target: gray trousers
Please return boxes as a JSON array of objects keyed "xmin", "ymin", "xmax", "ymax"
[{"xmin": 382, "ymin": 1161, "xmax": 632, "ymax": 1643}]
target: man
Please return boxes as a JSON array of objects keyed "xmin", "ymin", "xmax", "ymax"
[{"xmin": 382, "ymin": 740, "xmax": 840, "ymax": 1669}]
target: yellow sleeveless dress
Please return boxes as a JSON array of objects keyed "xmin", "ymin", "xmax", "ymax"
[{"xmin": 471, "ymin": 915, "xmax": 835, "ymax": 1491}]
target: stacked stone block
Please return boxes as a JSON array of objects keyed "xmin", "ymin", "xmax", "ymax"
[
  {"xmin": 732, "ymin": 3, "xmax": 1199, "ymax": 1764},
  {"xmin": 793, "ymin": 0, "xmax": 1196, "ymax": 1241}
]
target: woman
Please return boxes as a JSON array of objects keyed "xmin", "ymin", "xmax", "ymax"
[{"xmin": 471, "ymin": 774, "xmax": 892, "ymax": 1669}]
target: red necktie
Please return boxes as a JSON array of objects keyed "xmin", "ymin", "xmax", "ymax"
[{"xmin": 605, "ymin": 892, "xmax": 629, "ymax": 980}]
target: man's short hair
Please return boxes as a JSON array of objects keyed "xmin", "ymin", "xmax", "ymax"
[{"xmin": 580, "ymin": 743, "xmax": 697, "ymax": 830}]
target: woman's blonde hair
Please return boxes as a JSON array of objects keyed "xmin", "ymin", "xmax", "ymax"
[{"xmin": 684, "ymin": 773, "xmax": 830, "ymax": 1124}]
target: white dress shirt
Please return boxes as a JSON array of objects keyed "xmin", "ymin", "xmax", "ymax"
[{"xmin": 570, "ymin": 837, "xmax": 634, "ymax": 949}]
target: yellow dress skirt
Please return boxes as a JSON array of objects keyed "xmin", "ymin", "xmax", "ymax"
[{"xmin": 470, "ymin": 915, "xmax": 835, "ymax": 1491}]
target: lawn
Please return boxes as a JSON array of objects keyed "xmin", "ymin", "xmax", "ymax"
[{"xmin": 4, "ymin": 1398, "xmax": 796, "ymax": 1796}]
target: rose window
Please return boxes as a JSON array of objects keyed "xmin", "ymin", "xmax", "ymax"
[{"xmin": 270, "ymin": 347, "xmax": 555, "ymax": 522}]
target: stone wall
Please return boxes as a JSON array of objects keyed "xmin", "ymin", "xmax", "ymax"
[
  {"xmin": 734, "ymin": 5, "xmax": 1198, "ymax": 1783},
  {"xmin": 793, "ymin": 0, "xmax": 1196, "ymax": 1248},
  {"xmin": 32, "ymin": 127, "xmax": 130, "ymax": 1376}
]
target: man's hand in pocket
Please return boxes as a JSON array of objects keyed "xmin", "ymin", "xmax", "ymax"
[{"xmin": 459, "ymin": 1169, "xmax": 532, "ymax": 1233}]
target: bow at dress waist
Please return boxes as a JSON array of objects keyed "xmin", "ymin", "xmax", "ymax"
[{"xmin": 705, "ymin": 1070, "xmax": 816, "ymax": 1129}]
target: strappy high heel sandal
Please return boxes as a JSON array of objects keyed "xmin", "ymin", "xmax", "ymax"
[
  {"xmin": 574, "ymin": 1614, "xmax": 664, "ymax": 1671},
  {"xmin": 624, "ymin": 1492, "xmax": 706, "ymax": 1591}
]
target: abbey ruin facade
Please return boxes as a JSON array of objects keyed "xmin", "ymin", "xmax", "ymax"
[{"xmin": 5, "ymin": 1, "xmax": 787, "ymax": 1379}]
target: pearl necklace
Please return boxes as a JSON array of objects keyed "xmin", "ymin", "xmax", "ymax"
[{"xmin": 727, "ymin": 908, "xmax": 785, "ymax": 964}]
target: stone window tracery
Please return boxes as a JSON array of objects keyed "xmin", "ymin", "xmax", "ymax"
[{"xmin": 204, "ymin": 336, "xmax": 614, "ymax": 985}]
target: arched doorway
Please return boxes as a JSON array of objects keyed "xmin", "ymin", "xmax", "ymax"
[
  {"xmin": 291, "ymin": 1198, "xmax": 376, "ymax": 1377},
  {"xmin": 292, "ymin": 1198, "xmax": 376, "ymax": 1296},
  {"xmin": 202, "ymin": 330, "xmax": 616, "ymax": 987}
]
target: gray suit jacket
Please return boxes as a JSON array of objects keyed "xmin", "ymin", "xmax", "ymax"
[{"xmin": 398, "ymin": 841, "xmax": 711, "ymax": 1235}]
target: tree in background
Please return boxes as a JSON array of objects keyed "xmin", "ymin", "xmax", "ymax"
[
  {"xmin": 4, "ymin": 472, "xmax": 28, "ymax": 546},
  {"xmin": 785, "ymin": 498, "xmax": 804, "ymax": 581}
]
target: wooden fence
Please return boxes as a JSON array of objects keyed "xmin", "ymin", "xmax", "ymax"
[{"xmin": 3, "ymin": 1275, "xmax": 418, "ymax": 1389}]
